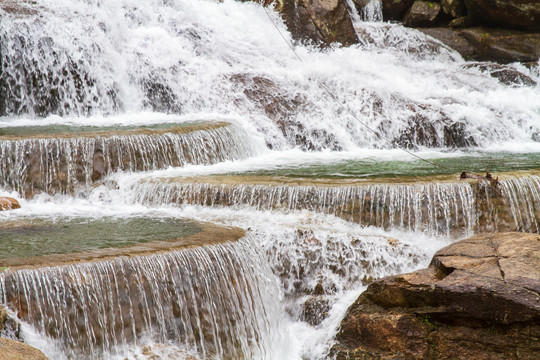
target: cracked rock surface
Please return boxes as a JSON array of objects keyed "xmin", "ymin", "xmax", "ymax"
[{"xmin": 332, "ymin": 232, "xmax": 540, "ymax": 360}]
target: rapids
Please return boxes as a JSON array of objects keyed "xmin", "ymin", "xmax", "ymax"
[{"xmin": 0, "ymin": 0, "xmax": 539, "ymax": 359}]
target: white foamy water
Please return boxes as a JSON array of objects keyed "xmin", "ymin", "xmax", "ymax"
[{"xmin": 1, "ymin": 0, "xmax": 539, "ymax": 150}]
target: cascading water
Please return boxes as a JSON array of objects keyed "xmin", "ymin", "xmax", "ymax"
[
  {"xmin": 0, "ymin": 122, "xmax": 258, "ymax": 197},
  {"xmin": 0, "ymin": 237, "xmax": 286, "ymax": 360},
  {"xmin": 1, "ymin": 0, "xmax": 539, "ymax": 359},
  {"xmin": 1, "ymin": 0, "xmax": 539, "ymax": 149},
  {"xmin": 127, "ymin": 175, "xmax": 540, "ymax": 236}
]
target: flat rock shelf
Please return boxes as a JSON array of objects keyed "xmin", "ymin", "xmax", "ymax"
[{"xmin": 0, "ymin": 217, "xmax": 244, "ymax": 270}]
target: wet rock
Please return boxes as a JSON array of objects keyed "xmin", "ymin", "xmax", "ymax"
[
  {"xmin": 403, "ymin": 1, "xmax": 441, "ymax": 28},
  {"xmin": 256, "ymin": 0, "xmax": 358, "ymax": 46},
  {"xmin": 449, "ymin": 15, "xmax": 472, "ymax": 28},
  {"xmin": 460, "ymin": 27, "xmax": 540, "ymax": 64},
  {"xmin": 0, "ymin": 197, "xmax": 21, "ymax": 211},
  {"xmin": 230, "ymin": 73, "xmax": 341, "ymax": 150},
  {"xmin": 392, "ymin": 104, "xmax": 476, "ymax": 149},
  {"xmin": 0, "ymin": 338, "xmax": 49, "ymax": 360},
  {"xmin": 301, "ymin": 296, "xmax": 331, "ymax": 326},
  {"xmin": 333, "ymin": 232, "xmax": 540, "ymax": 360},
  {"xmin": 0, "ymin": 306, "xmax": 20, "ymax": 339},
  {"xmin": 463, "ymin": 0, "xmax": 540, "ymax": 31},
  {"xmin": 441, "ymin": 0, "xmax": 465, "ymax": 18},
  {"xmin": 419, "ymin": 27, "xmax": 540, "ymax": 64},
  {"xmin": 462, "ymin": 62, "xmax": 537, "ymax": 87},
  {"xmin": 381, "ymin": 0, "xmax": 415, "ymax": 20},
  {"xmin": 142, "ymin": 81, "xmax": 181, "ymax": 113}
]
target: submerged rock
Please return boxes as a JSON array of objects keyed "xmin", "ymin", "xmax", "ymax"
[
  {"xmin": 0, "ymin": 197, "xmax": 21, "ymax": 211},
  {"xmin": 301, "ymin": 296, "xmax": 331, "ymax": 326},
  {"xmin": 462, "ymin": 62, "xmax": 537, "ymax": 87},
  {"xmin": 333, "ymin": 232, "xmax": 540, "ymax": 359}
]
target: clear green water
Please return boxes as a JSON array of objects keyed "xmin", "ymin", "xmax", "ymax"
[
  {"xmin": 239, "ymin": 152, "xmax": 540, "ymax": 179},
  {"xmin": 0, "ymin": 217, "xmax": 202, "ymax": 260},
  {"xmin": 0, "ymin": 121, "xmax": 203, "ymax": 137}
]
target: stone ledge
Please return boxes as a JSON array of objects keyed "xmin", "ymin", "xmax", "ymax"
[{"xmin": 333, "ymin": 232, "xmax": 540, "ymax": 359}]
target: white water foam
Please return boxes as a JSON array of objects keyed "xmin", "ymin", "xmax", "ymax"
[{"xmin": 1, "ymin": 0, "xmax": 539, "ymax": 150}]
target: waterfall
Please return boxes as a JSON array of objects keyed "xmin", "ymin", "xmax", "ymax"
[
  {"xmin": 0, "ymin": 0, "xmax": 539, "ymax": 358},
  {"xmin": 0, "ymin": 123, "xmax": 257, "ymax": 197},
  {"xmin": 0, "ymin": 237, "xmax": 285, "ymax": 360},
  {"xmin": 360, "ymin": 0, "xmax": 383, "ymax": 22},
  {"xmin": 1, "ymin": 0, "xmax": 539, "ymax": 150},
  {"xmin": 128, "ymin": 176, "xmax": 540, "ymax": 236}
]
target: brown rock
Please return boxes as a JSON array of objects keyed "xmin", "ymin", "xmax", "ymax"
[
  {"xmin": 449, "ymin": 15, "xmax": 472, "ymax": 28},
  {"xmin": 301, "ymin": 296, "xmax": 331, "ymax": 326},
  {"xmin": 460, "ymin": 27, "xmax": 540, "ymax": 64},
  {"xmin": 419, "ymin": 27, "xmax": 540, "ymax": 64},
  {"xmin": 462, "ymin": 62, "xmax": 537, "ymax": 87},
  {"xmin": 381, "ymin": 0, "xmax": 415, "ymax": 20},
  {"xmin": 265, "ymin": 0, "xmax": 358, "ymax": 46},
  {"xmin": 0, "ymin": 338, "xmax": 49, "ymax": 360},
  {"xmin": 441, "ymin": 0, "xmax": 465, "ymax": 18},
  {"xmin": 403, "ymin": 1, "xmax": 441, "ymax": 28},
  {"xmin": 0, "ymin": 197, "xmax": 21, "ymax": 211},
  {"xmin": 418, "ymin": 27, "xmax": 477, "ymax": 58},
  {"xmin": 333, "ymin": 232, "xmax": 540, "ymax": 359},
  {"xmin": 463, "ymin": 0, "xmax": 540, "ymax": 31}
]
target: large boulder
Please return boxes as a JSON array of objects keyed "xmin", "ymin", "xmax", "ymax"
[
  {"xmin": 419, "ymin": 27, "xmax": 540, "ymax": 64},
  {"xmin": 261, "ymin": 0, "xmax": 359, "ymax": 46},
  {"xmin": 403, "ymin": 1, "xmax": 441, "ymax": 28},
  {"xmin": 463, "ymin": 0, "xmax": 540, "ymax": 31},
  {"xmin": 333, "ymin": 232, "xmax": 540, "ymax": 359}
]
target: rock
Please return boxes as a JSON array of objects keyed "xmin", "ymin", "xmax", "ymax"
[
  {"xmin": 266, "ymin": 0, "xmax": 359, "ymax": 46},
  {"xmin": 230, "ymin": 74, "xmax": 341, "ymax": 151},
  {"xmin": 333, "ymin": 232, "xmax": 540, "ymax": 360},
  {"xmin": 449, "ymin": 15, "xmax": 472, "ymax": 28},
  {"xmin": 381, "ymin": 0, "xmax": 415, "ymax": 20},
  {"xmin": 0, "ymin": 338, "xmax": 49, "ymax": 360},
  {"xmin": 460, "ymin": 27, "xmax": 540, "ymax": 64},
  {"xmin": 463, "ymin": 0, "xmax": 540, "ymax": 31},
  {"xmin": 419, "ymin": 27, "xmax": 540, "ymax": 64},
  {"xmin": 418, "ymin": 27, "xmax": 477, "ymax": 58},
  {"xmin": 392, "ymin": 104, "xmax": 476, "ymax": 149},
  {"xmin": 301, "ymin": 296, "xmax": 331, "ymax": 326},
  {"xmin": 403, "ymin": 1, "xmax": 441, "ymax": 28},
  {"xmin": 0, "ymin": 197, "xmax": 21, "ymax": 211},
  {"xmin": 462, "ymin": 62, "xmax": 537, "ymax": 87},
  {"xmin": 441, "ymin": 0, "xmax": 465, "ymax": 18},
  {"xmin": 0, "ymin": 306, "xmax": 21, "ymax": 339}
]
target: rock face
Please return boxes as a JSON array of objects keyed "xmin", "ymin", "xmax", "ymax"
[
  {"xmin": 419, "ymin": 27, "xmax": 540, "ymax": 64},
  {"xmin": 464, "ymin": 0, "xmax": 540, "ymax": 31},
  {"xmin": 333, "ymin": 232, "xmax": 540, "ymax": 359},
  {"xmin": 403, "ymin": 1, "xmax": 441, "ymax": 28},
  {"xmin": 0, "ymin": 197, "xmax": 21, "ymax": 211},
  {"xmin": 0, "ymin": 338, "xmax": 49, "ymax": 360},
  {"xmin": 245, "ymin": 0, "xmax": 358, "ymax": 46},
  {"xmin": 265, "ymin": 0, "xmax": 359, "ymax": 46}
]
